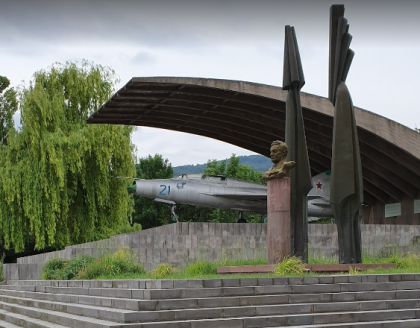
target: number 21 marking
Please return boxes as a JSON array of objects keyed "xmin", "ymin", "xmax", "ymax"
[{"xmin": 159, "ymin": 185, "xmax": 171, "ymax": 196}]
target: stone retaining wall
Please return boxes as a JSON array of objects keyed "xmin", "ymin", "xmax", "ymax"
[{"xmin": 4, "ymin": 223, "xmax": 420, "ymax": 280}]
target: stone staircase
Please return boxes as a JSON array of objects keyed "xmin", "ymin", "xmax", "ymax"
[{"xmin": 0, "ymin": 274, "xmax": 419, "ymax": 327}]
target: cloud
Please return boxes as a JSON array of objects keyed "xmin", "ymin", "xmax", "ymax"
[
  {"xmin": 2, "ymin": 0, "xmax": 420, "ymax": 165},
  {"xmin": 131, "ymin": 127, "xmax": 258, "ymax": 166},
  {"xmin": 131, "ymin": 51, "xmax": 157, "ymax": 65},
  {"xmin": 2, "ymin": 0, "xmax": 418, "ymax": 49}
]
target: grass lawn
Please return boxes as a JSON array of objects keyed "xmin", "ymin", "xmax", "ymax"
[{"xmin": 38, "ymin": 247, "xmax": 420, "ymax": 280}]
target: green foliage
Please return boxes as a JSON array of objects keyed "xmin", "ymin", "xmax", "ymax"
[
  {"xmin": 348, "ymin": 266, "xmax": 362, "ymax": 275},
  {"xmin": 184, "ymin": 260, "xmax": 219, "ymax": 275},
  {"xmin": 40, "ymin": 258, "xmax": 66, "ymax": 280},
  {"xmin": 40, "ymin": 255, "xmax": 95, "ymax": 280},
  {"xmin": 0, "ymin": 61, "xmax": 137, "ymax": 253},
  {"xmin": 78, "ymin": 247, "xmax": 144, "ymax": 279},
  {"xmin": 173, "ymin": 155, "xmax": 272, "ymax": 177},
  {"xmin": 308, "ymin": 255, "xmax": 338, "ymax": 264},
  {"xmin": 184, "ymin": 258, "xmax": 267, "ymax": 276},
  {"xmin": 38, "ymin": 251, "xmax": 420, "ymax": 281},
  {"xmin": 132, "ymin": 154, "xmax": 173, "ymax": 229},
  {"xmin": 274, "ymin": 256, "xmax": 307, "ymax": 275},
  {"xmin": 0, "ymin": 256, "xmax": 3, "ymax": 282},
  {"xmin": 205, "ymin": 154, "xmax": 264, "ymax": 184},
  {"xmin": 41, "ymin": 248, "xmax": 144, "ymax": 280},
  {"xmin": 385, "ymin": 252, "xmax": 420, "ymax": 269},
  {"xmin": 151, "ymin": 263, "xmax": 178, "ymax": 279},
  {"xmin": 0, "ymin": 76, "xmax": 18, "ymax": 145},
  {"xmin": 137, "ymin": 154, "xmax": 173, "ymax": 179}
]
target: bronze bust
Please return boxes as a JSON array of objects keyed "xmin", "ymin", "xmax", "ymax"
[{"xmin": 263, "ymin": 140, "xmax": 296, "ymax": 181}]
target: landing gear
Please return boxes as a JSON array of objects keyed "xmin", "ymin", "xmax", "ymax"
[
  {"xmin": 236, "ymin": 211, "xmax": 247, "ymax": 223},
  {"xmin": 260, "ymin": 214, "xmax": 268, "ymax": 223},
  {"xmin": 170, "ymin": 205, "xmax": 179, "ymax": 223}
]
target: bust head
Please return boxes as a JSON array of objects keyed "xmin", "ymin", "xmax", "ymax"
[{"xmin": 270, "ymin": 140, "xmax": 288, "ymax": 164}]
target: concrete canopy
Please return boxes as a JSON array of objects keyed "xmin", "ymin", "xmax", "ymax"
[{"xmin": 87, "ymin": 77, "xmax": 420, "ymax": 207}]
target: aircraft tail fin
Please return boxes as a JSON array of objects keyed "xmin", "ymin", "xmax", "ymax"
[{"xmin": 308, "ymin": 170, "xmax": 331, "ymax": 200}]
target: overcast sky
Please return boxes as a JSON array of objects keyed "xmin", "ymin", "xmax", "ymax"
[{"xmin": 1, "ymin": 0, "xmax": 419, "ymax": 166}]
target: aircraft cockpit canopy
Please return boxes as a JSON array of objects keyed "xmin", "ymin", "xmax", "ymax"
[
  {"xmin": 203, "ymin": 175, "xmax": 226, "ymax": 181},
  {"xmin": 174, "ymin": 174, "xmax": 226, "ymax": 181},
  {"xmin": 174, "ymin": 174, "xmax": 202, "ymax": 180}
]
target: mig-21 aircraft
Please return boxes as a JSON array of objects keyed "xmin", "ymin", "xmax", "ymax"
[{"xmin": 127, "ymin": 171, "xmax": 333, "ymax": 223}]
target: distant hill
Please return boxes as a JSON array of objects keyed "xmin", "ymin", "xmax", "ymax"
[{"xmin": 173, "ymin": 155, "xmax": 272, "ymax": 177}]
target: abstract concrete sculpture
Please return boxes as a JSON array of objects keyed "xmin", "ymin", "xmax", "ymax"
[
  {"xmin": 283, "ymin": 25, "xmax": 313, "ymax": 262},
  {"xmin": 263, "ymin": 141, "xmax": 295, "ymax": 181},
  {"xmin": 329, "ymin": 5, "xmax": 363, "ymax": 264}
]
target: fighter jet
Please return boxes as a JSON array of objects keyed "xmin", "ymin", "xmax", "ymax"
[{"xmin": 127, "ymin": 171, "xmax": 333, "ymax": 222}]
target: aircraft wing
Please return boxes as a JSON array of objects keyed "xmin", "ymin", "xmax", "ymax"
[
  {"xmin": 310, "ymin": 200, "xmax": 331, "ymax": 208},
  {"xmin": 201, "ymin": 192, "xmax": 267, "ymax": 200},
  {"xmin": 153, "ymin": 198, "xmax": 176, "ymax": 205},
  {"xmin": 308, "ymin": 195, "xmax": 324, "ymax": 200}
]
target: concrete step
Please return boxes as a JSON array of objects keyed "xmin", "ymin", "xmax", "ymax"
[
  {"xmin": 3, "ymin": 280, "xmax": 420, "ymax": 301},
  {"xmin": 284, "ymin": 318, "xmax": 420, "ymax": 327},
  {"xmin": 2, "ymin": 275, "xmax": 420, "ymax": 327},
  {"xmin": 0, "ymin": 294, "xmax": 133, "ymax": 323},
  {"xmin": 2, "ymin": 288, "xmax": 420, "ymax": 324},
  {"xmin": 6, "ymin": 273, "xmax": 420, "ymax": 289},
  {"xmin": 132, "ymin": 309, "xmax": 420, "ymax": 327},
  {"xmin": 52, "ymin": 281, "xmax": 420, "ymax": 300},
  {"xmin": 0, "ymin": 302, "xmax": 130, "ymax": 328},
  {"xmin": 0, "ymin": 308, "xmax": 68, "ymax": 328},
  {"xmin": 2, "ymin": 298, "xmax": 420, "ymax": 328},
  {"xmin": 3, "ymin": 286, "xmax": 420, "ymax": 312}
]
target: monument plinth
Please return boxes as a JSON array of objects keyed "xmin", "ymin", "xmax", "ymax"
[
  {"xmin": 267, "ymin": 177, "xmax": 291, "ymax": 264},
  {"xmin": 264, "ymin": 141, "xmax": 294, "ymax": 264}
]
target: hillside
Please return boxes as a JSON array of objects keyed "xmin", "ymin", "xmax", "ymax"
[{"xmin": 173, "ymin": 155, "xmax": 272, "ymax": 176}]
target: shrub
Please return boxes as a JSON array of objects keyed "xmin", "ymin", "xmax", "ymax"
[
  {"xmin": 184, "ymin": 260, "xmax": 218, "ymax": 275},
  {"xmin": 77, "ymin": 247, "xmax": 144, "ymax": 279},
  {"xmin": 387, "ymin": 252, "xmax": 420, "ymax": 269},
  {"xmin": 40, "ymin": 258, "xmax": 67, "ymax": 280},
  {"xmin": 274, "ymin": 256, "xmax": 306, "ymax": 275},
  {"xmin": 151, "ymin": 263, "xmax": 177, "ymax": 279},
  {"xmin": 76, "ymin": 259, "xmax": 106, "ymax": 280},
  {"xmin": 41, "ymin": 248, "xmax": 144, "ymax": 280},
  {"xmin": 348, "ymin": 266, "xmax": 361, "ymax": 275},
  {"xmin": 0, "ymin": 256, "xmax": 4, "ymax": 282},
  {"xmin": 63, "ymin": 255, "xmax": 96, "ymax": 280},
  {"xmin": 41, "ymin": 255, "xmax": 96, "ymax": 280}
]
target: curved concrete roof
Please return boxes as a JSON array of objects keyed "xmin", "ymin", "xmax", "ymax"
[{"xmin": 87, "ymin": 77, "xmax": 420, "ymax": 206}]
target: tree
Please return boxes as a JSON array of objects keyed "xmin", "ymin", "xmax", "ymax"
[
  {"xmin": 0, "ymin": 76, "xmax": 18, "ymax": 145},
  {"xmin": 132, "ymin": 154, "xmax": 174, "ymax": 229},
  {"xmin": 0, "ymin": 61, "xmax": 137, "ymax": 253},
  {"xmin": 205, "ymin": 154, "xmax": 264, "ymax": 183}
]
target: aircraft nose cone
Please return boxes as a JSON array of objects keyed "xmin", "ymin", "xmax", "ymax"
[{"xmin": 127, "ymin": 182, "xmax": 136, "ymax": 191}]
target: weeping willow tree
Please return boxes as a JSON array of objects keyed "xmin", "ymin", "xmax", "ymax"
[
  {"xmin": 0, "ymin": 61, "xmax": 137, "ymax": 253},
  {"xmin": 0, "ymin": 76, "xmax": 18, "ymax": 145}
]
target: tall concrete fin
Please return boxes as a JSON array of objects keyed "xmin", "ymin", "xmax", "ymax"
[
  {"xmin": 329, "ymin": 5, "xmax": 363, "ymax": 264},
  {"xmin": 329, "ymin": 5, "xmax": 345, "ymax": 103},
  {"xmin": 283, "ymin": 26, "xmax": 305, "ymax": 90},
  {"xmin": 283, "ymin": 25, "xmax": 312, "ymax": 262}
]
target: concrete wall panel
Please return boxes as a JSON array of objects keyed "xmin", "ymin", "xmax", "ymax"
[{"xmin": 6, "ymin": 222, "xmax": 420, "ymax": 280}]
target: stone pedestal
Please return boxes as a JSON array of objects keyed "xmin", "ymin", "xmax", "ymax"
[{"xmin": 267, "ymin": 177, "xmax": 291, "ymax": 264}]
